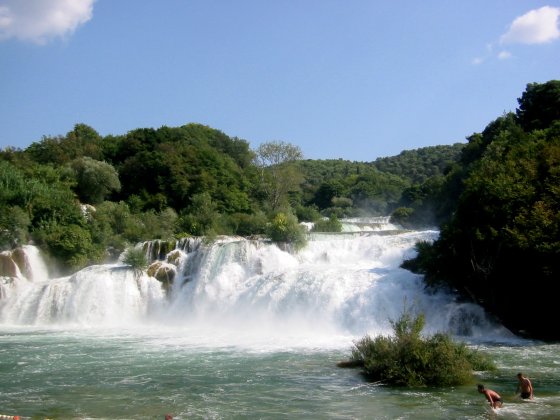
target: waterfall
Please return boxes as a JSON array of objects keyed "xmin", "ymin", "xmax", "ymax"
[
  {"xmin": 0, "ymin": 221, "xmax": 513, "ymax": 344},
  {"xmin": 162, "ymin": 230, "xmax": 509, "ymax": 341},
  {"xmin": 0, "ymin": 264, "xmax": 164, "ymax": 326},
  {"xmin": 340, "ymin": 216, "xmax": 397, "ymax": 232}
]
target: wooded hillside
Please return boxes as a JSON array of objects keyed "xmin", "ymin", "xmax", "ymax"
[
  {"xmin": 404, "ymin": 80, "xmax": 560, "ymax": 340},
  {"xmin": 1, "ymin": 121, "xmax": 460, "ymax": 272}
]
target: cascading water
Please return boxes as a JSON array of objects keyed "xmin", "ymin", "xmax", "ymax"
[
  {"xmin": 2, "ymin": 221, "xmax": 559, "ymax": 419},
  {"xmin": 0, "ymin": 221, "xmax": 511, "ymax": 345},
  {"xmin": 0, "ymin": 265, "xmax": 164, "ymax": 326}
]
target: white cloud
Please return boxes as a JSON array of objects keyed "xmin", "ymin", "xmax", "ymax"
[
  {"xmin": 497, "ymin": 50, "xmax": 512, "ymax": 60},
  {"xmin": 0, "ymin": 0, "xmax": 95, "ymax": 44},
  {"xmin": 500, "ymin": 6, "xmax": 560, "ymax": 44}
]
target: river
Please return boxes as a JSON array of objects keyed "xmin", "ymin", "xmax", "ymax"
[{"xmin": 1, "ymin": 220, "xmax": 558, "ymax": 419}]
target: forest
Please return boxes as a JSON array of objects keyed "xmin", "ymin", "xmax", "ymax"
[
  {"xmin": 1, "ymin": 80, "xmax": 558, "ymax": 340},
  {"xmin": 403, "ymin": 80, "xmax": 560, "ymax": 340},
  {"xmin": 0, "ymin": 118, "xmax": 458, "ymax": 272}
]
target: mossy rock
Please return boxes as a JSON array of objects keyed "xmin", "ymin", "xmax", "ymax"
[
  {"xmin": 147, "ymin": 261, "xmax": 176, "ymax": 284},
  {"xmin": 166, "ymin": 250, "xmax": 183, "ymax": 266}
]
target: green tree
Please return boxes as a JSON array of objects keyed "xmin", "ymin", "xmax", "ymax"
[
  {"xmin": 177, "ymin": 192, "xmax": 218, "ymax": 236},
  {"xmin": 67, "ymin": 157, "xmax": 121, "ymax": 204},
  {"xmin": 348, "ymin": 172, "xmax": 407, "ymax": 214},
  {"xmin": 406, "ymin": 81, "xmax": 560, "ymax": 340},
  {"xmin": 0, "ymin": 205, "xmax": 30, "ymax": 249},
  {"xmin": 373, "ymin": 144, "xmax": 464, "ymax": 184},
  {"xmin": 390, "ymin": 207, "xmax": 414, "ymax": 228},
  {"xmin": 36, "ymin": 223, "xmax": 99, "ymax": 271},
  {"xmin": 516, "ymin": 80, "xmax": 560, "ymax": 131},
  {"xmin": 312, "ymin": 180, "xmax": 346, "ymax": 210},
  {"xmin": 25, "ymin": 123, "xmax": 103, "ymax": 165},
  {"xmin": 255, "ymin": 141, "xmax": 304, "ymax": 211}
]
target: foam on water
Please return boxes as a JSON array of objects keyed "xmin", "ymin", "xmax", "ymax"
[{"xmin": 0, "ymin": 220, "xmax": 515, "ymax": 350}]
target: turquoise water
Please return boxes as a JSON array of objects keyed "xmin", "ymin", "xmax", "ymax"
[
  {"xmin": 1, "ymin": 227, "xmax": 559, "ymax": 419},
  {"xmin": 1, "ymin": 327, "xmax": 558, "ymax": 419}
]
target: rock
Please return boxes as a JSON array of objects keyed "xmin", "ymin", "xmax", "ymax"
[
  {"xmin": 147, "ymin": 261, "xmax": 176, "ymax": 285},
  {"xmin": 166, "ymin": 250, "xmax": 183, "ymax": 266},
  {"xmin": 0, "ymin": 253, "xmax": 19, "ymax": 278},
  {"xmin": 11, "ymin": 248, "xmax": 30, "ymax": 279}
]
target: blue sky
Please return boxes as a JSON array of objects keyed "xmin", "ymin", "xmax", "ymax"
[{"xmin": 1, "ymin": 1, "xmax": 559, "ymax": 161}]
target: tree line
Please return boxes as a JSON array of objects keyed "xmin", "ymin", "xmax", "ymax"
[
  {"xmin": 2, "ymin": 80, "xmax": 557, "ymax": 341},
  {"xmin": 402, "ymin": 80, "xmax": 560, "ymax": 341},
  {"xmin": 1, "ymin": 121, "xmax": 456, "ymax": 274}
]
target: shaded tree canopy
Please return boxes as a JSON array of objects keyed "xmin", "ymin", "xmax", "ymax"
[
  {"xmin": 516, "ymin": 80, "xmax": 560, "ymax": 131},
  {"xmin": 405, "ymin": 80, "xmax": 560, "ymax": 340}
]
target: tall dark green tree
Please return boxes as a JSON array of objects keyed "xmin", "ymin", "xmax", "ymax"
[
  {"xmin": 516, "ymin": 80, "xmax": 560, "ymax": 131},
  {"xmin": 407, "ymin": 80, "xmax": 560, "ymax": 340}
]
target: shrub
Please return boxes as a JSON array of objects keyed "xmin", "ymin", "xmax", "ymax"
[
  {"xmin": 35, "ymin": 223, "xmax": 100, "ymax": 272},
  {"xmin": 266, "ymin": 212, "xmax": 307, "ymax": 249},
  {"xmin": 390, "ymin": 207, "xmax": 414, "ymax": 228},
  {"xmin": 348, "ymin": 309, "xmax": 496, "ymax": 386},
  {"xmin": 66, "ymin": 157, "xmax": 121, "ymax": 204},
  {"xmin": 295, "ymin": 205, "xmax": 322, "ymax": 222},
  {"xmin": 230, "ymin": 212, "xmax": 268, "ymax": 236},
  {"xmin": 331, "ymin": 196, "xmax": 353, "ymax": 208},
  {"xmin": 311, "ymin": 214, "xmax": 342, "ymax": 232},
  {"xmin": 122, "ymin": 247, "xmax": 148, "ymax": 276},
  {"xmin": 0, "ymin": 205, "xmax": 30, "ymax": 249}
]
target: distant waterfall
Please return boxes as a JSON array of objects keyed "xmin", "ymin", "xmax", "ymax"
[{"xmin": 0, "ymin": 220, "xmax": 513, "ymax": 343}]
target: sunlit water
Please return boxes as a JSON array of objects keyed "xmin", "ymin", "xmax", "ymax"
[{"xmin": 1, "ymin": 220, "xmax": 559, "ymax": 419}]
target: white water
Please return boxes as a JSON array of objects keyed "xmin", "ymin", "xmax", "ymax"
[
  {"xmin": 3, "ymin": 222, "xmax": 558, "ymax": 420},
  {"xmin": 0, "ymin": 222, "xmax": 513, "ymax": 349}
]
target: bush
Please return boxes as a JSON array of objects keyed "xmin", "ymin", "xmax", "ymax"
[
  {"xmin": 0, "ymin": 205, "xmax": 30, "ymax": 249},
  {"xmin": 137, "ymin": 208, "xmax": 178, "ymax": 240},
  {"xmin": 35, "ymin": 223, "xmax": 101, "ymax": 272},
  {"xmin": 230, "ymin": 212, "xmax": 268, "ymax": 236},
  {"xmin": 390, "ymin": 207, "xmax": 414, "ymax": 227},
  {"xmin": 176, "ymin": 193, "xmax": 218, "ymax": 236},
  {"xmin": 122, "ymin": 247, "xmax": 148, "ymax": 276},
  {"xmin": 295, "ymin": 205, "xmax": 322, "ymax": 222},
  {"xmin": 311, "ymin": 214, "xmax": 342, "ymax": 232},
  {"xmin": 66, "ymin": 157, "xmax": 121, "ymax": 204},
  {"xmin": 266, "ymin": 212, "xmax": 307, "ymax": 249},
  {"xmin": 348, "ymin": 309, "xmax": 496, "ymax": 386}
]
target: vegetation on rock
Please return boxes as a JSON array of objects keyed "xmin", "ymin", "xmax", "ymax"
[{"xmin": 122, "ymin": 247, "xmax": 148, "ymax": 277}]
